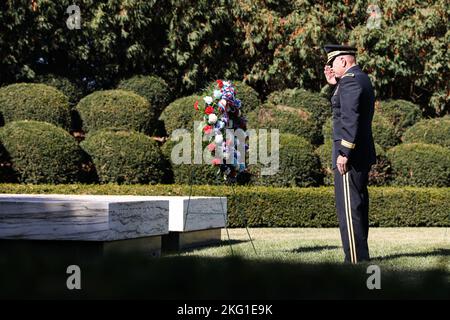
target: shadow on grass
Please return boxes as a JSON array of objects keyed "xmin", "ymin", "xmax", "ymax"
[
  {"xmin": 290, "ymin": 245, "xmax": 340, "ymax": 254},
  {"xmin": 173, "ymin": 239, "xmax": 248, "ymax": 254},
  {"xmin": 373, "ymin": 248, "xmax": 450, "ymax": 261},
  {"xmin": 0, "ymin": 250, "xmax": 448, "ymax": 300}
]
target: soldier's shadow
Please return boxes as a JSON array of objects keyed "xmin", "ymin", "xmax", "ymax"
[{"xmin": 373, "ymin": 248, "xmax": 450, "ymax": 261}]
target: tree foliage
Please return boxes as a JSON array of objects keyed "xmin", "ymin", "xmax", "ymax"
[{"xmin": 0, "ymin": 0, "xmax": 448, "ymax": 113}]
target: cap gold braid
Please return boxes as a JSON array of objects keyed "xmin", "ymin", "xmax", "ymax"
[{"xmin": 327, "ymin": 50, "xmax": 356, "ymax": 64}]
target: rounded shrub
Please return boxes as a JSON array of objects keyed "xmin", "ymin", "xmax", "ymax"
[
  {"xmin": 247, "ymin": 103, "xmax": 323, "ymax": 145},
  {"xmin": 117, "ymin": 75, "xmax": 171, "ymax": 117},
  {"xmin": 0, "ymin": 140, "xmax": 16, "ymax": 183},
  {"xmin": 315, "ymin": 140, "xmax": 334, "ymax": 186},
  {"xmin": 316, "ymin": 142, "xmax": 390, "ymax": 186},
  {"xmin": 387, "ymin": 143, "xmax": 450, "ymax": 187},
  {"xmin": 324, "ymin": 113, "xmax": 401, "ymax": 150},
  {"xmin": 34, "ymin": 74, "xmax": 84, "ymax": 106},
  {"xmin": 377, "ymin": 99, "xmax": 422, "ymax": 133},
  {"xmin": 322, "ymin": 114, "xmax": 396, "ymax": 185},
  {"xmin": 161, "ymin": 136, "xmax": 218, "ymax": 185},
  {"xmin": 367, "ymin": 148, "xmax": 393, "ymax": 186},
  {"xmin": 320, "ymin": 84, "xmax": 334, "ymax": 99},
  {"xmin": 0, "ymin": 83, "xmax": 71, "ymax": 129},
  {"xmin": 159, "ymin": 95, "xmax": 202, "ymax": 136},
  {"xmin": 202, "ymin": 80, "xmax": 260, "ymax": 111},
  {"xmin": 322, "ymin": 117, "xmax": 333, "ymax": 141},
  {"xmin": 81, "ymin": 129, "xmax": 167, "ymax": 184},
  {"xmin": 372, "ymin": 113, "xmax": 400, "ymax": 149},
  {"xmin": 0, "ymin": 120, "xmax": 83, "ymax": 183},
  {"xmin": 249, "ymin": 133, "xmax": 323, "ymax": 187},
  {"xmin": 267, "ymin": 88, "xmax": 331, "ymax": 127},
  {"xmin": 76, "ymin": 89, "xmax": 153, "ymax": 134},
  {"xmin": 402, "ymin": 116, "xmax": 450, "ymax": 148}
]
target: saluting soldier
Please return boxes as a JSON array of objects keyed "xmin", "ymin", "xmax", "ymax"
[{"xmin": 323, "ymin": 44, "xmax": 376, "ymax": 263}]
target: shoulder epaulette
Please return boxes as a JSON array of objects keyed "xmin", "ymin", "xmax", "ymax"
[{"xmin": 341, "ymin": 73, "xmax": 355, "ymax": 79}]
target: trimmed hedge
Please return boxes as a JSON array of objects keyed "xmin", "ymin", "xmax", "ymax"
[
  {"xmin": 76, "ymin": 89, "xmax": 153, "ymax": 134},
  {"xmin": 249, "ymin": 133, "xmax": 323, "ymax": 187},
  {"xmin": 377, "ymin": 100, "xmax": 422, "ymax": 134},
  {"xmin": 402, "ymin": 116, "xmax": 450, "ymax": 148},
  {"xmin": 0, "ymin": 83, "xmax": 71, "ymax": 130},
  {"xmin": 34, "ymin": 74, "xmax": 84, "ymax": 106},
  {"xmin": 0, "ymin": 183, "xmax": 448, "ymax": 227},
  {"xmin": 202, "ymin": 80, "xmax": 260, "ymax": 111},
  {"xmin": 117, "ymin": 75, "xmax": 171, "ymax": 118},
  {"xmin": 316, "ymin": 141, "xmax": 390, "ymax": 186},
  {"xmin": 159, "ymin": 95, "xmax": 202, "ymax": 136},
  {"xmin": 0, "ymin": 121, "xmax": 83, "ymax": 183},
  {"xmin": 387, "ymin": 143, "xmax": 450, "ymax": 187},
  {"xmin": 81, "ymin": 129, "xmax": 167, "ymax": 184}
]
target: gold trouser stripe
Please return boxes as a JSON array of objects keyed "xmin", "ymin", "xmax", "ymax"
[
  {"xmin": 347, "ymin": 173, "xmax": 358, "ymax": 263},
  {"xmin": 346, "ymin": 173, "xmax": 358, "ymax": 263},
  {"xmin": 341, "ymin": 139, "xmax": 356, "ymax": 149},
  {"xmin": 343, "ymin": 172, "xmax": 357, "ymax": 264},
  {"xmin": 342, "ymin": 173, "xmax": 354, "ymax": 263}
]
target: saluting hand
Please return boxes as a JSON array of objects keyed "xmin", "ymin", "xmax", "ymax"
[{"xmin": 324, "ymin": 65, "xmax": 337, "ymax": 85}]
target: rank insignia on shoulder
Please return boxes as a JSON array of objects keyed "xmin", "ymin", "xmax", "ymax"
[{"xmin": 341, "ymin": 73, "xmax": 355, "ymax": 78}]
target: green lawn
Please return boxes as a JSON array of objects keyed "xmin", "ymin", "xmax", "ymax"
[
  {"xmin": 176, "ymin": 228, "xmax": 450, "ymax": 273},
  {"xmin": 1, "ymin": 228, "xmax": 448, "ymax": 299}
]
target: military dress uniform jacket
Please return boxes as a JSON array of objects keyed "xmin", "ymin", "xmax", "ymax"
[
  {"xmin": 331, "ymin": 65, "xmax": 376, "ymax": 171},
  {"xmin": 330, "ymin": 64, "xmax": 376, "ymax": 263}
]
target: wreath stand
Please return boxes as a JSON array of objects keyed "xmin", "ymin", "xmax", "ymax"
[{"xmin": 182, "ymin": 165, "xmax": 257, "ymax": 256}]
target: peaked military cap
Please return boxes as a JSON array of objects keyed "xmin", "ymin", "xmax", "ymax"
[{"xmin": 324, "ymin": 44, "xmax": 357, "ymax": 65}]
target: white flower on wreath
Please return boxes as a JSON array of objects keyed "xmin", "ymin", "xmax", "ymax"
[
  {"xmin": 213, "ymin": 90, "xmax": 222, "ymax": 99},
  {"xmin": 208, "ymin": 113, "xmax": 218, "ymax": 124},
  {"xmin": 203, "ymin": 96, "xmax": 213, "ymax": 105},
  {"xmin": 214, "ymin": 134, "xmax": 224, "ymax": 144}
]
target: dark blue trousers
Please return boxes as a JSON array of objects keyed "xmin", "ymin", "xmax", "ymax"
[{"xmin": 334, "ymin": 167, "xmax": 370, "ymax": 263}]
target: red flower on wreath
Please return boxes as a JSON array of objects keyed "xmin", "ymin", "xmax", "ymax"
[
  {"xmin": 216, "ymin": 80, "xmax": 224, "ymax": 89},
  {"xmin": 194, "ymin": 100, "xmax": 199, "ymax": 111},
  {"xmin": 207, "ymin": 143, "xmax": 216, "ymax": 152},
  {"xmin": 211, "ymin": 158, "xmax": 222, "ymax": 165},
  {"xmin": 203, "ymin": 125, "xmax": 213, "ymax": 135},
  {"xmin": 204, "ymin": 106, "xmax": 214, "ymax": 115}
]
